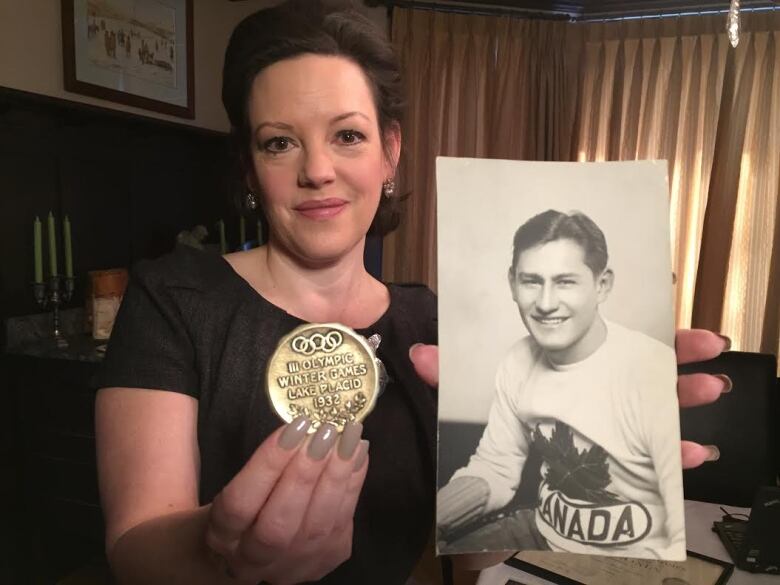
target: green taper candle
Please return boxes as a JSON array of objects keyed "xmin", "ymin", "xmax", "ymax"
[
  {"xmin": 33, "ymin": 216, "xmax": 43, "ymax": 283},
  {"xmin": 47, "ymin": 211, "xmax": 58, "ymax": 277},
  {"xmin": 63, "ymin": 215, "xmax": 73, "ymax": 278}
]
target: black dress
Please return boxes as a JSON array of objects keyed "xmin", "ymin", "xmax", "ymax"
[{"xmin": 94, "ymin": 245, "xmax": 438, "ymax": 584}]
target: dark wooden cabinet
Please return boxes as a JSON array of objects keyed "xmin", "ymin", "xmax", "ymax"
[
  {"xmin": 0, "ymin": 86, "xmax": 232, "ymax": 324},
  {"xmin": 4, "ymin": 352, "xmax": 106, "ymax": 585}
]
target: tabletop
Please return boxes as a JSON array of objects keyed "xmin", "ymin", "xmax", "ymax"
[{"xmin": 475, "ymin": 500, "xmax": 780, "ymax": 585}]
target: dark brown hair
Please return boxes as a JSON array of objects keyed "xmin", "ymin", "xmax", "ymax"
[
  {"xmin": 221, "ymin": 0, "xmax": 405, "ymax": 236},
  {"xmin": 511, "ymin": 210, "xmax": 609, "ymax": 277}
]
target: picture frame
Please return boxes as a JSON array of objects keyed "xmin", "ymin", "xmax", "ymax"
[
  {"xmin": 505, "ymin": 550, "xmax": 734, "ymax": 585},
  {"xmin": 62, "ymin": 0, "xmax": 194, "ymax": 119}
]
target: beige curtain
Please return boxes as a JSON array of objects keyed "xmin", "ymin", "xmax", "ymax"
[
  {"xmin": 693, "ymin": 17, "xmax": 780, "ymax": 355},
  {"xmin": 387, "ymin": 7, "xmax": 780, "ymax": 356},
  {"xmin": 577, "ymin": 13, "xmax": 780, "ymax": 353},
  {"xmin": 575, "ymin": 16, "xmax": 732, "ymax": 330},
  {"xmin": 382, "ymin": 9, "xmax": 574, "ymax": 289}
]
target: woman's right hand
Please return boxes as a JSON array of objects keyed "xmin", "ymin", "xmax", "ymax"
[{"xmin": 205, "ymin": 417, "xmax": 369, "ymax": 585}]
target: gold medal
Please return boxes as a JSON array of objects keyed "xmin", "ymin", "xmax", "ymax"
[{"xmin": 266, "ymin": 323, "xmax": 381, "ymax": 433}]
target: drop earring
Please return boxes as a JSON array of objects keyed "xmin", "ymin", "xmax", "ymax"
[
  {"xmin": 245, "ymin": 190, "xmax": 258, "ymax": 210},
  {"xmin": 382, "ymin": 179, "xmax": 396, "ymax": 198}
]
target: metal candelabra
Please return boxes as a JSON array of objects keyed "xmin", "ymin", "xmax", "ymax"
[{"xmin": 32, "ymin": 275, "xmax": 75, "ymax": 348}]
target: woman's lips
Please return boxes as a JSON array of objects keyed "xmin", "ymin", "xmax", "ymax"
[{"xmin": 294, "ymin": 198, "xmax": 347, "ymax": 220}]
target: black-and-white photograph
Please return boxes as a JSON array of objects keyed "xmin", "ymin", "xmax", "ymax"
[
  {"xmin": 85, "ymin": 0, "xmax": 178, "ymax": 88},
  {"xmin": 436, "ymin": 159, "xmax": 685, "ymax": 561}
]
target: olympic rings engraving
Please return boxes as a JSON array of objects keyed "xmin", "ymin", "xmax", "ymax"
[{"xmin": 290, "ymin": 331, "xmax": 344, "ymax": 355}]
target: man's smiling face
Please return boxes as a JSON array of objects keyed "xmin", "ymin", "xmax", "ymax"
[{"xmin": 509, "ymin": 238, "xmax": 611, "ymax": 364}]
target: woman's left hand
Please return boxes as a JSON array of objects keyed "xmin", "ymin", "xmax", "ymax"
[{"xmin": 409, "ymin": 328, "xmax": 731, "ymax": 470}]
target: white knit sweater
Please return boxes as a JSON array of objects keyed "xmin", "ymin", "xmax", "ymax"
[{"xmin": 452, "ymin": 321, "xmax": 686, "ymax": 560}]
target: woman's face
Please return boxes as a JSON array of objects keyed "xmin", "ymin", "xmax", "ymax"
[{"xmin": 246, "ymin": 54, "xmax": 399, "ymax": 266}]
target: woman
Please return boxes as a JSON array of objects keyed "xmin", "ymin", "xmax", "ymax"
[{"xmin": 94, "ymin": 1, "xmax": 730, "ymax": 583}]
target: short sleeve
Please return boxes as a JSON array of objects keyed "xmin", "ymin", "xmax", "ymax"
[{"xmin": 92, "ymin": 259, "xmax": 199, "ymax": 398}]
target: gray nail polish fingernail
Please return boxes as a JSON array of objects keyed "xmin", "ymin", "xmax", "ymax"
[
  {"xmin": 278, "ymin": 416, "xmax": 311, "ymax": 450},
  {"xmin": 715, "ymin": 374, "xmax": 733, "ymax": 393},
  {"xmin": 307, "ymin": 423, "xmax": 338, "ymax": 460},
  {"xmin": 705, "ymin": 445, "xmax": 721, "ymax": 462},
  {"xmin": 353, "ymin": 440, "xmax": 369, "ymax": 471},
  {"xmin": 338, "ymin": 422, "xmax": 363, "ymax": 461}
]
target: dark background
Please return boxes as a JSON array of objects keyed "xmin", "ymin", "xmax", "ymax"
[{"xmin": 0, "ymin": 87, "xmax": 229, "ymax": 320}]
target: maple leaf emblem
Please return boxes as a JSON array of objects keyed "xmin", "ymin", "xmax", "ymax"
[{"xmin": 531, "ymin": 421, "xmax": 621, "ymax": 505}]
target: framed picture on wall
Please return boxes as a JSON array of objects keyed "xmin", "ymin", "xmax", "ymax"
[{"xmin": 62, "ymin": 0, "xmax": 194, "ymax": 119}]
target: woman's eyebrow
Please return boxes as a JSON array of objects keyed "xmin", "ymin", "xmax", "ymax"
[
  {"xmin": 254, "ymin": 121, "xmax": 295, "ymax": 136},
  {"xmin": 330, "ymin": 111, "xmax": 370, "ymax": 124},
  {"xmin": 253, "ymin": 112, "xmax": 369, "ymax": 136}
]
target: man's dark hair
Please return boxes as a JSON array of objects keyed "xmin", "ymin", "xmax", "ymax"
[
  {"xmin": 222, "ymin": 0, "xmax": 405, "ymax": 236},
  {"xmin": 511, "ymin": 210, "xmax": 609, "ymax": 276}
]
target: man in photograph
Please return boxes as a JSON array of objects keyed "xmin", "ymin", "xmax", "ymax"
[{"xmin": 437, "ymin": 209, "xmax": 685, "ymax": 559}]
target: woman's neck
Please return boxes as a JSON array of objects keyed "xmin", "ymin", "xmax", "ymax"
[{"xmin": 245, "ymin": 239, "xmax": 389, "ymax": 328}]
